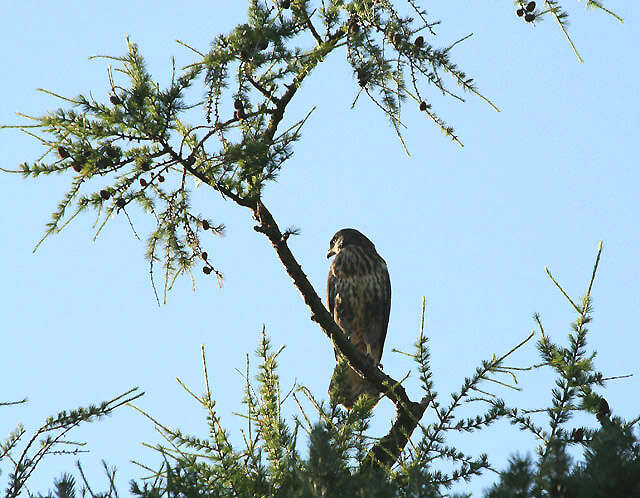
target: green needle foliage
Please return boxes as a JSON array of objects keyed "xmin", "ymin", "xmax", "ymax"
[
  {"xmin": 5, "ymin": 0, "xmax": 494, "ymax": 302},
  {"xmin": 1, "ymin": 0, "xmax": 620, "ymax": 303},
  {"xmin": 125, "ymin": 327, "xmax": 514, "ymax": 496},
  {"xmin": 481, "ymin": 243, "xmax": 640, "ymax": 496},
  {"xmin": 16, "ymin": 245, "xmax": 639, "ymax": 496},
  {"xmin": 485, "ymin": 420, "xmax": 640, "ymax": 497},
  {"xmin": 1, "ymin": 389, "xmax": 142, "ymax": 498}
]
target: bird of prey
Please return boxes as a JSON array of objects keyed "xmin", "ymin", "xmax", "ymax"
[{"xmin": 326, "ymin": 228, "xmax": 391, "ymax": 409}]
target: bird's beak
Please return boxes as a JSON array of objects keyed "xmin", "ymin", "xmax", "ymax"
[{"xmin": 327, "ymin": 249, "xmax": 335, "ymax": 259}]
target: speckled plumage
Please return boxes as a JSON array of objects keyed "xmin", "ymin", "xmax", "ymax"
[{"xmin": 327, "ymin": 228, "xmax": 391, "ymax": 409}]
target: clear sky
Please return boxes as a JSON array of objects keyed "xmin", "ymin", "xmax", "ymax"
[{"xmin": 1, "ymin": 1, "xmax": 637, "ymax": 496}]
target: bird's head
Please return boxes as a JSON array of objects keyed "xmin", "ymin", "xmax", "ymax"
[{"xmin": 327, "ymin": 228, "xmax": 376, "ymax": 259}]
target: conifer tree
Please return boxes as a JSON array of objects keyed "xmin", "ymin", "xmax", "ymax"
[
  {"xmin": 485, "ymin": 419, "xmax": 640, "ymax": 497},
  {"xmin": 1, "ymin": 1, "xmax": 633, "ymax": 496}
]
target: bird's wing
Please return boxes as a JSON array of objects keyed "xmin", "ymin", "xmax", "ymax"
[
  {"xmin": 327, "ymin": 265, "xmax": 337, "ymax": 322},
  {"xmin": 368, "ymin": 260, "xmax": 391, "ymax": 362},
  {"xmin": 327, "ymin": 265, "xmax": 339, "ymax": 361},
  {"xmin": 327, "ymin": 261, "xmax": 356, "ymax": 360}
]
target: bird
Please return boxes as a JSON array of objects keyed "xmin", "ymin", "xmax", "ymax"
[{"xmin": 326, "ymin": 228, "xmax": 391, "ymax": 409}]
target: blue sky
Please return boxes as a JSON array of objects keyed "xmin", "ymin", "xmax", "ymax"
[{"xmin": 1, "ymin": 1, "xmax": 637, "ymax": 496}]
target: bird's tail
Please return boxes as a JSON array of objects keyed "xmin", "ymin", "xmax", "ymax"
[{"xmin": 329, "ymin": 360, "xmax": 380, "ymax": 410}]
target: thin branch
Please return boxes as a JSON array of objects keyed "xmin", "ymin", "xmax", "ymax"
[
  {"xmin": 545, "ymin": 266, "xmax": 581, "ymax": 314},
  {"xmin": 251, "ymin": 199, "xmax": 427, "ymax": 470},
  {"xmin": 300, "ymin": 7, "xmax": 323, "ymax": 45},
  {"xmin": 546, "ymin": 1, "xmax": 583, "ymax": 63}
]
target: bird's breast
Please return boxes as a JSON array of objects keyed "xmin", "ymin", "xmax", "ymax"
[{"xmin": 330, "ymin": 248, "xmax": 388, "ymax": 306}]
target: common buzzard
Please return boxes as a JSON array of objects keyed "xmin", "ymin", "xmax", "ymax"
[{"xmin": 327, "ymin": 228, "xmax": 391, "ymax": 409}]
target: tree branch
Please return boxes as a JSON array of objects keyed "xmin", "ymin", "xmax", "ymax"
[
  {"xmin": 200, "ymin": 23, "xmax": 426, "ymax": 470},
  {"xmin": 251, "ymin": 199, "xmax": 428, "ymax": 469},
  {"xmin": 298, "ymin": 7, "xmax": 323, "ymax": 46},
  {"xmin": 245, "ymin": 70, "xmax": 280, "ymax": 105}
]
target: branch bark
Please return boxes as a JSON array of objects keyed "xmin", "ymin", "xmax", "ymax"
[
  {"xmin": 192, "ymin": 22, "xmax": 427, "ymax": 470},
  {"xmin": 251, "ymin": 199, "xmax": 428, "ymax": 469}
]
